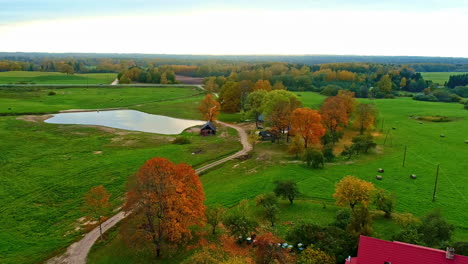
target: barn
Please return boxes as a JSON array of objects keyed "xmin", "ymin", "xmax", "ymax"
[{"xmin": 200, "ymin": 121, "xmax": 216, "ymax": 136}]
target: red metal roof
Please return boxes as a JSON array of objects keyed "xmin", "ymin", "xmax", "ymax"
[{"xmin": 346, "ymin": 236, "xmax": 468, "ymax": 264}]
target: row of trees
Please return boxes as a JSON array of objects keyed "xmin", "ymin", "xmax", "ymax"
[{"xmin": 118, "ymin": 66, "xmax": 177, "ymax": 84}]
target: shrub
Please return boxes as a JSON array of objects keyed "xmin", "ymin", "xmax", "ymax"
[
  {"xmin": 413, "ymin": 93, "xmax": 437, "ymax": 102},
  {"xmin": 464, "ymin": 100, "xmax": 468, "ymax": 110},
  {"xmin": 373, "ymin": 189, "xmax": 395, "ymax": 218},
  {"xmin": 322, "ymin": 145, "xmax": 335, "ymax": 162},
  {"xmin": 453, "ymin": 86, "xmax": 468, "ymax": 98},
  {"xmin": 297, "ymin": 247, "xmax": 335, "ymax": 264},
  {"xmin": 303, "ymin": 149, "xmax": 324, "ymax": 168},
  {"xmin": 320, "ymin": 85, "xmax": 342, "ymax": 96},
  {"xmin": 172, "ymin": 136, "xmax": 191, "ymax": 145},
  {"xmin": 48, "ymin": 91, "xmax": 56, "ymax": 96}
]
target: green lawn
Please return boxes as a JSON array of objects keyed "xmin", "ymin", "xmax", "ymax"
[
  {"xmin": 0, "ymin": 86, "xmax": 241, "ymax": 264},
  {"xmin": 420, "ymin": 72, "xmax": 468, "ymax": 85},
  {"xmin": 0, "ymin": 86, "xmax": 203, "ymax": 115},
  {"xmin": 0, "ymin": 71, "xmax": 117, "ymax": 84}
]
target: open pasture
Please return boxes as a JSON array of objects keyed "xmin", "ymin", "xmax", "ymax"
[
  {"xmin": 201, "ymin": 94, "xmax": 468, "ymax": 236},
  {"xmin": 0, "ymin": 86, "xmax": 242, "ymax": 264},
  {"xmin": 420, "ymin": 72, "xmax": 468, "ymax": 85},
  {"xmin": 0, "ymin": 71, "xmax": 116, "ymax": 85}
]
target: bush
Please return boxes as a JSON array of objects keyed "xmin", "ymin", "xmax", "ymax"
[
  {"xmin": 433, "ymin": 90, "xmax": 461, "ymax": 102},
  {"xmin": 453, "ymin": 86, "xmax": 468, "ymax": 98},
  {"xmin": 413, "ymin": 93, "xmax": 437, "ymax": 102},
  {"xmin": 172, "ymin": 136, "xmax": 191, "ymax": 145},
  {"xmin": 320, "ymin": 85, "xmax": 342, "ymax": 96},
  {"xmin": 465, "ymin": 100, "xmax": 468, "ymax": 110},
  {"xmin": 322, "ymin": 145, "xmax": 335, "ymax": 162},
  {"xmin": 48, "ymin": 91, "xmax": 56, "ymax": 96},
  {"xmin": 303, "ymin": 149, "xmax": 324, "ymax": 168}
]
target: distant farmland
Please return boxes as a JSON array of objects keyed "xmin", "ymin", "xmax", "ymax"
[
  {"xmin": 0, "ymin": 71, "xmax": 116, "ymax": 85},
  {"xmin": 421, "ymin": 72, "xmax": 468, "ymax": 85}
]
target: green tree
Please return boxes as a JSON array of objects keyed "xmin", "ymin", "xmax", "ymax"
[
  {"xmin": 119, "ymin": 74, "xmax": 131, "ymax": 84},
  {"xmin": 377, "ymin": 74, "xmax": 392, "ymax": 94},
  {"xmin": 274, "ymin": 180, "xmax": 300, "ymax": 205},
  {"xmin": 272, "ymin": 81, "xmax": 286, "ymax": 90},
  {"xmin": 206, "ymin": 205, "xmax": 226, "ymax": 235},
  {"xmin": 347, "ymin": 205, "xmax": 372, "ymax": 237},
  {"xmin": 373, "ymin": 189, "xmax": 394, "ymax": 218},
  {"xmin": 418, "ymin": 210, "xmax": 454, "ymax": 247},
  {"xmin": 256, "ymin": 193, "xmax": 279, "ymax": 227},
  {"xmin": 219, "ymin": 81, "xmax": 241, "ymax": 113},
  {"xmin": 223, "ymin": 201, "xmax": 258, "ymax": 242},
  {"xmin": 245, "ymin": 90, "xmax": 268, "ymax": 127},
  {"xmin": 303, "ymin": 148, "xmax": 324, "ymax": 168}
]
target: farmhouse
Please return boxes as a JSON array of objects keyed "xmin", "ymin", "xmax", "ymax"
[
  {"xmin": 345, "ymin": 236, "xmax": 468, "ymax": 264},
  {"xmin": 200, "ymin": 121, "xmax": 216, "ymax": 136}
]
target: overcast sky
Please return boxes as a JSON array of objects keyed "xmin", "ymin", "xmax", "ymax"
[{"xmin": 0, "ymin": 0, "xmax": 467, "ymax": 57}]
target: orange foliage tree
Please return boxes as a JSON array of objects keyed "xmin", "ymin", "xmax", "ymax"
[
  {"xmin": 353, "ymin": 103, "xmax": 377, "ymax": 134},
  {"xmin": 290, "ymin": 108, "xmax": 325, "ymax": 149},
  {"xmin": 198, "ymin": 94, "xmax": 221, "ymax": 121},
  {"xmin": 83, "ymin": 185, "xmax": 111, "ymax": 241},
  {"xmin": 253, "ymin": 79, "xmax": 273, "ymax": 91},
  {"xmin": 320, "ymin": 91, "xmax": 356, "ymax": 144},
  {"xmin": 254, "ymin": 232, "xmax": 293, "ymax": 264},
  {"xmin": 122, "ymin": 157, "xmax": 206, "ymax": 258},
  {"xmin": 333, "ymin": 175, "xmax": 375, "ymax": 210}
]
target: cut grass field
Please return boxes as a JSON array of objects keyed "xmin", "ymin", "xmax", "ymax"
[
  {"xmin": 0, "ymin": 86, "xmax": 242, "ymax": 264},
  {"xmin": 0, "ymin": 71, "xmax": 116, "ymax": 85},
  {"xmin": 420, "ymin": 72, "xmax": 468, "ymax": 85}
]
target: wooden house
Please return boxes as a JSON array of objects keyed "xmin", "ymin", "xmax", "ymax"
[{"xmin": 200, "ymin": 121, "xmax": 216, "ymax": 136}]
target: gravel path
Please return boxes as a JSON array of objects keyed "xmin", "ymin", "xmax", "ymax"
[{"xmin": 47, "ymin": 121, "xmax": 251, "ymax": 264}]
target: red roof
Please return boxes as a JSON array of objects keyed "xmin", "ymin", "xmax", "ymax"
[{"xmin": 345, "ymin": 236, "xmax": 468, "ymax": 264}]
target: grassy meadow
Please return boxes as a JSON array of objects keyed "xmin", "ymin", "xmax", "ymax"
[
  {"xmin": 0, "ymin": 86, "xmax": 242, "ymax": 264},
  {"xmin": 0, "ymin": 86, "xmax": 203, "ymax": 115},
  {"xmin": 0, "ymin": 71, "xmax": 117, "ymax": 85},
  {"xmin": 420, "ymin": 72, "xmax": 468, "ymax": 85}
]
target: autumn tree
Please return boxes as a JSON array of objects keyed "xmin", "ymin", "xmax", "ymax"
[
  {"xmin": 248, "ymin": 130, "xmax": 260, "ymax": 151},
  {"xmin": 333, "ymin": 176, "xmax": 375, "ymax": 210},
  {"xmin": 263, "ymin": 90, "xmax": 301, "ymax": 142},
  {"xmin": 273, "ymin": 180, "xmax": 299, "ymax": 205},
  {"xmin": 82, "ymin": 185, "xmax": 111, "ymax": 241},
  {"xmin": 353, "ymin": 103, "xmax": 377, "ymax": 134},
  {"xmin": 206, "ymin": 205, "xmax": 226, "ymax": 235},
  {"xmin": 245, "ymin": 90, "xmax": 268, "ymax": 127},
  {"xmin": 297, "ymin": 247, "xmax": 335, "ymax": 264},
  {"xmin": 320, "ymin": 91, "xmax": 356, "ymax": 144},
  {"xmin": 377, "ymin": 74, "xmax": 392, "ymax": 94},
  {"xmin": 290, "ymin": 107, "xmax": 325, "ymax": 149},
  {"xmin": 254, "ymin": 232, "xmax": 291, "ymax": 264},
  {"xmin": 347, "ymin": 205, "xmax": 373, "ymax": 237},
  {"xmin": 160, "ymin": 72, "xmax": 168, "ymax": 84},
  {"xmin": 272, "ymin": 81, "xmax": 286, "ymax": 90},
  {"xmin": 119, "ymin": 74, "xmax": 131, "ymax": 84},
  {"xmin": 199, "ymin": 94, "xmax": 221, "ymax": 121},
  {"xmin": 204, "ymin": 78, "xmax": 219, "ymax": 93},
  {"xmin": 239, "ymin": 80, "xmax": 254, "ymax": 111},
  {"xmin": 219, "ymin": 81, "xmax": 241, "ymax": 113},
  {"xmin": 288, "ymin": 136, "xmax": 305, "ymax": 158},
  {"xmin": 253, "ymin": 79, "xmax": 272, "ymax": 91},
  {"xmin": 122, "ymin": 157, "xmax": 205, "ymax": 258},
  {"xmin": 400, "ymin": 77, "xmax": 407, "ymax": 88}
]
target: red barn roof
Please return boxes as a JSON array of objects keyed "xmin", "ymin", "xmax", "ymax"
[{"xmin": 346, "ymin": 236, "xmax": 468, "ymax": 264}]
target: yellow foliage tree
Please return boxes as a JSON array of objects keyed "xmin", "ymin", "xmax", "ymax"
[
  {"xmin": 333, "ymin": 176, "xmax": 375, "ymax": 210},
  {"xmin": 253, "ymin": 80, "xmax": 272, "ymax": 91}
]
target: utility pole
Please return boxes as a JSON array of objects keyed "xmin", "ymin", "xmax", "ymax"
[
  {"xmin": 432, "ymin": 164, "xmax": 440, "ymax": 202},
  {"xmin": 383, "ymin": 128, "xmax": 390, "ymax": 145},
  {"xmin": 402, "ymin": 145, "xmax": 407, "ymax": 167},
  {"xmin": 381, "ymin": 118, "xmax": 384, "ymax": 131}
]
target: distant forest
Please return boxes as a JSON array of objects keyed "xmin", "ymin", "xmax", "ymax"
[{"xmin": 1, "ymin": 52, "xmax": 468, "ymax": 73}]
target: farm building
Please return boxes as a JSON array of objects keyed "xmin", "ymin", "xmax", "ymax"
[
  {"xmin": 345, "ymin": 236, "xmax": 468, "ymax": 264},
  {"xmin": 200, "ymin": 121, "xmax": 216, "ymax": 136}
]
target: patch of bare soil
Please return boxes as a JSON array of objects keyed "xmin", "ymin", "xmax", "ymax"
[
  {"xmin": 175, "ymin": 74, "xmax": 204, "ymax": 84},
  {"xmin": 93, "ymin": 151, "xmax": 103, "ymax": 155},
  {"xmin": 186, "ymin": 127, "xmax": 201, "ymax": 133},
  {"xmin": 17, "ymin": 114, "xmax": 52, "ymax": 123}
]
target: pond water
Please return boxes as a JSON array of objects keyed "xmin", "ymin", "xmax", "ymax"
[{"xmin": 44, "ymin": 110, "xmax": 205, "ymax": 135}]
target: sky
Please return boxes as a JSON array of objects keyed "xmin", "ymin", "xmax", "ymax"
[{"xmin": 0, "ymin": 0, "xmax": 467, "ymax": 57}]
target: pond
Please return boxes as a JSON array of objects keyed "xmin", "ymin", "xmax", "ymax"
[{"xmin": 44, "ymin": 110, "xmax": 205, "ymax": 135}]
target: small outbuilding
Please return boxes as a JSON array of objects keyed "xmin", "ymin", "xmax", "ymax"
[{"xmin": 200, "ymin": 121, "xmax": 216, "ymax": 136}]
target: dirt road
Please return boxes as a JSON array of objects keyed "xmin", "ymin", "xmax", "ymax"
[{"xmin": 47, "ymin": 121, "xmax": 251, "ymax": 264}]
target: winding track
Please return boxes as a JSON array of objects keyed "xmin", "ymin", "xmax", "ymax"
[{"xmin": 47, "ymin": 121, "xmax": 251, "ymax": 264}]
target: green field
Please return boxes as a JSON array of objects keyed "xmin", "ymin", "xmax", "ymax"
[
  {"xmin": 88, "ymin": 92, "xmax": 468, "ymax": 263},
  {"xmin": 0, "ymin": 86, "xmax": 203, "ymax": 115},
  {"xmin": 0, "ymin": 86, "xmax": 243, "ymax": 264},
  {"xmin": 420, "ymin": 72, "xmax": 468, "ymax": 85},
  {"xmin": 0, "ymin": 71, "xmax": 116, "ymax": 84},
  {"xmin": 2, "ymin": 88, "xmax": 467, "ymax": 263}
]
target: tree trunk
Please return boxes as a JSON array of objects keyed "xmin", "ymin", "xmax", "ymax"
[
  {"xmin": 99, "ymin": 219, "xmax": 103, "ymax": 241},
  {"xmin": 289, "ymin": 196, "xmax": 294, "ymax": 204},
  {"xmin": 212, "ymin": 225, "xmax": 216, "ymax": 235}
]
